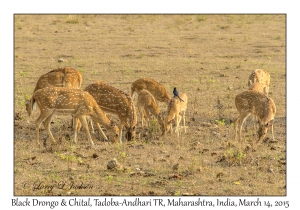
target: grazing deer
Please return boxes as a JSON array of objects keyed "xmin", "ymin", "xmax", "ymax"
[
  {"xmin": 131, "ymin": 78, "xmax": 171, "ymax": 104},
  {"xmin": 84, "ymin": 81, "xmax": 137, "ymax": 143},
  {"xmin": 248, "ymin": 69, "xmax": 270, "ymax": 95},
  {"xmin": 234, "ymin": 90, "xmax": 276, "ymax": 142},
  {"xmin": 34, "ymin": 67, "xmax": 82, "ymax": 90},
  {"xmin": 29, "ymin": 87, "xmax": 119, "ymax": 146},
  {"xmin": 136, "ymin": 89, "xmax": 164, "ymax": 130},
  {"xmin": 25, "ymin": 67, "xmax": 82, "ymax": 127},
  {"xmin": 162, "ymin": 92, "xmax": 188, "ymax": 136}
]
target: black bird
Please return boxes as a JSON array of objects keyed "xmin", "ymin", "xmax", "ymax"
[{"xmin": 173, "ymin": 87, "xmax": 184, "ymax": 102}]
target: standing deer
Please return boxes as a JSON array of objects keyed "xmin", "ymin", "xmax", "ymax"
[
  {"xmin": 84, "ymin": 81, "xmax": 137, "ymax": 143},
  {"xmin": 25, "ymin": 67, "xmax": 82, "ymax": 127},
  {"xmin": 248, "ymin": 82, "xmax": 266, "ymax": 93},
  {"xmin": 248, "ymin": 79, "xmax": 267, "ymax": 129},
  {"xmin": 248, "ymin": 69, "xmax": 270, "ymax": 95},
  {"xmin": 234, "ymin": 90, "xmax": 276, "ymax": 142},
  {"xmin": 248, "ymin": 82, "xmax": 268, "ymax": 128},
  {"xmin": 136, "ymin": 89, "xmax": 164, "ymax": 131},
  {"xmin": 131, "ymin": 78, "xmax": 171, "ymax": 104},
  {"xmin": 162, "ymin": 92, "xmax": 188, "ymax": 136},
  {"xmin": 28, "ymin": 87, "xmax": 119, "ymax": 146}
]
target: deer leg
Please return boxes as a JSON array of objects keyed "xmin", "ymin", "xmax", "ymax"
[
  {"xmin": 174, "ymin": 114, "xmax": 180, "ymax": 136},
  {"xmin": 74, "ymin": 117, "xmax": 81, "ymax": 144},
  {"xmin": 271, "ymin": 124, "xmax": 275, "ymax": 140},
  {"xmin": 140, "ymin": 107, "xmax": 145, "ymax": 127},
  {"xmin": 77, "ymin": 115, "xmax": 94, "ymax": 146},
  {"xmin": 118, "ymin": 124, "xmax": 124, "ymax": 144},
  {"xmin": 35, "ymin": 111, "xmax": 53, "ymax": 146},
  {"xmin": 177, "ymin": 114, "xmax": 182, "ymax": 136},
  {"xmin": 234, "ymin": 114, "xmax": 245, "ymax": 141},
  {"xmin": 137, "ymin": 104, "xmax": 145, "ymax": 127},
  {"xmin": 44, "ymin": 114, "xmax": 56, "ymax": 143},
  {"xmin": 175, "ymin": 114, "xmax": 179, "ymax": 134},
  {"xmin": 238, "ymin": 112, "xmax": 251, "ymax": 142},
  {"xmin": 87, "ymin": 119, "xmax": 95, "ymax": 134},
  {"xmin": 71, "ymin": 116, "xmax": 75, "ymax": 130},
  {"xmin": 90, "ymin": 120, "xmax": 95, "ymax": 134},
  {"xmin": 95, "ymin": 122, "xmax": 108, "ymax": 141},
  {"xmin": 250, "ymin": 115, "xmax": 255, "ymax": 131},
  {"xmin": 234, "ymin": 116, "xmax": 240, "ymax": 141},
  {"xmin": 145, "ymin": 108, "xmax": 150, "ymax": 127}
]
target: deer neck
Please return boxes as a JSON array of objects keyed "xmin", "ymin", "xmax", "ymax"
[
  {"xmin": 149, "ymin": 105, "xmax": 160, "ymax": 118},
  {"xmin": 91, "ymin": 106, "xmax": 112, "ymax": 129}
]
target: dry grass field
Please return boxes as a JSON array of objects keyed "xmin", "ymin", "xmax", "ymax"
[{"xmin": 14, "ymin": 14, "xmax": 286, "ymax": 196}]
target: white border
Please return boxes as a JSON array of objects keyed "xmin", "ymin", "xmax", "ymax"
[{"xmin": 3, "ymin": 0, "xmax": 298, "ymax": 209}]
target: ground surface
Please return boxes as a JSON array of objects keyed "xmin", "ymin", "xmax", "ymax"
[{"xmin": 14, "ymin": 14, "xmax": 286, "ymax": 196}]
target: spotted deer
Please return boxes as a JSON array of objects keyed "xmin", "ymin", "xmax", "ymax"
[
  {"xmin": 131, "ymin": 78, "xmax": 171, "ymax": 104},
  {"xmin": 234, "ymin": 90, "xmax": 276, "ymax": 142},
  {"xmin": 162, "ymin": 92, "xmax": 188, "ymax": 136},
  {"xmin": 137, "ymin": 89, "xmax": 164, "ymax": 130},
  {"xmin": 248, "ymin": 69, "xmax": 270, "ymax": 95},
  {"xmin": 25, "ymin": 67, "xmax": 82, "ymax": 127},
  {"xmin": 248, "ymin": 82, "xmax": 266, "ymax": 93},
  {"xmin": 28, "ymin": 87, "xmax": 119, "ymax": 146},
  {"xmin": 248, "ymin": 82, "xmax": 269, "ymax": 128},
  {"xmin": 84, "ymin": 81, "xmax": 137, "ymax": 143}
]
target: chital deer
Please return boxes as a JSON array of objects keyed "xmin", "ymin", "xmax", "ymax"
[
  {"xmin": 248, "ymin": 69, "xmax": 270, "ymax": 95},
  {"xmin": 248, "ymin": 83, "xmax": 267, "ymax": 128},
  {"xmin": 84, "ymin": 81, "xmax": 137, "ymax": 143},
  {"xmin": 25, "ymin": 67, "xmax": 82, "ymax": 127},
  {"xmin": 248, "ymin": 82, "xmax": 266, "ymax": 93},
  {"xmin": 29, "ymin": 87, "xmax": 119, "ymax": 146},
  {"xmin": 35, "ymin": 67, "xmax": 82, "ymax": 90},
  {"xmin": 136, "ymin": 89, "xmax": 164, "ymax": 130},
  {"xmin": 162, "ymin": 92, "xmax": 188, "ymax": 136},
  {"xmin": 131, "ymin": 78, "xmax": 171, "ymax": 104},
  {"xmin": 234, "ymin": 90, "xmax": 276, "ymax": 142}
]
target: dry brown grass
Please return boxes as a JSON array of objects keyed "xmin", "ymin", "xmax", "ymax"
[{"xmin": 14, "ymin": 14, "xmax": 286, "ymax": 196}]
